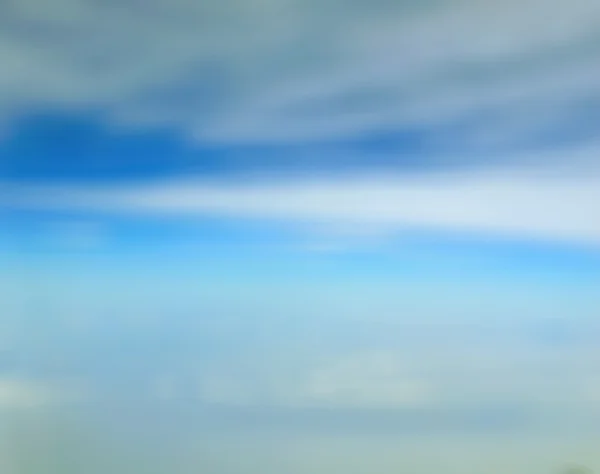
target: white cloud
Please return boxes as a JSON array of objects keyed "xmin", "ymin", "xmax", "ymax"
[
  {"xmin": 6, "ymin": 159, "xmax": 600, "ymax": 247},
  {"xmin": 0, "ymin": 0, "xmax": 599, "ymax": 146},
  {"xmin": 0, "ymin": 376, "xmax": 77, "ymax": 409},
  {"xmin": 193, "ymin": 351, "xmax": 431, "ymax": 409},
  {"xmin": 298, "ymin": 351, "xmax": 431, "ymax": 408},
  {"xmin": 191, "ymin": 344, "xmax": 600, "ymax": 418},
  {"xmin": 301, "ymin": 347, "xmax": 600, "ymax": 410}
]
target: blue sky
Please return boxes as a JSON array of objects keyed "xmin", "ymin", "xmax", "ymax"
[{"xmin": 1, "ymin": 0, "xmax": 600, "ymax": 473}]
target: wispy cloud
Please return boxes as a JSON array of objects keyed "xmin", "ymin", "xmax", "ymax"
[
  {"xmin": 0, "ymin": 376, "xmax": 79, "ymax": 409},
  {"xmin": 6, "ymin": 160, "xmax": 600, "ymax": 247},
  {"xmin": 186, "ymin": 343, "xmax": 600, "ymax": 434},
  {"xmin": 0, "ymin": 0, "xmax": 599, "ymax": 150}
]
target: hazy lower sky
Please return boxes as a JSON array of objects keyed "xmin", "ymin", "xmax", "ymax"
[{"xmin": 1, "ymin": 0, "xmax": 600, "ymax": 473}]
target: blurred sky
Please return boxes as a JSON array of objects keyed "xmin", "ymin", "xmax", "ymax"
[{"xmin": 1, "ymin": 0, "xmax": 600, "ymax": 473}]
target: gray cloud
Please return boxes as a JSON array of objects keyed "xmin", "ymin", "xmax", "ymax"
[{"xmin": 0, "ymin": 0, "xmax": 599, "ymax": 148}]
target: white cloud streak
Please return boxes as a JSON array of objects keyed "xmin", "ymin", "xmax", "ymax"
[{"xmin": 6, "ymin": 160, "xmax": 600, "ymax": 247}]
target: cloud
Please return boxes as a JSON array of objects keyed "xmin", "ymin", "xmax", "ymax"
[
  {"xmin": 6, "ymin": 159, "xmax": 600, "ymax": 247},
  {"xmin": 0, "ymin": 0, "xmax": 599, "ymax": 149},
  {"xmin": 192, "ymin": 345, "xmax": 600, "ymax": 421},
  {"xmin": 0, "ymin": 376, "xmax": 78, "ymax": 409},
  {"xmin": 298, "ymin": 351, "xmax": 431, "ymax": 408}
]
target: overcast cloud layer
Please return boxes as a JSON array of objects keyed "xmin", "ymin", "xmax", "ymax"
[{"xmin": 0, "ymin": 0, "xmax": 599, "ymax": 146}]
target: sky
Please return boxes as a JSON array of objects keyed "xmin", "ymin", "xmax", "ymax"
[{"xmin": 1, "ymin": 0, "xmax": 600, "ymax": 473}]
